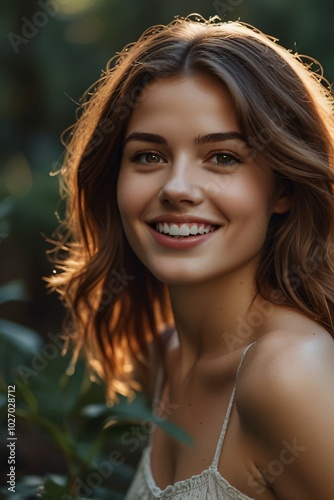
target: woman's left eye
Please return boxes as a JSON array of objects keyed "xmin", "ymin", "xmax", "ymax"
[{"xmin": 208, "ymin": 151, "xmax": 241, "ymax": 167}]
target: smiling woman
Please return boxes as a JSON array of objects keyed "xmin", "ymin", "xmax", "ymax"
[
  {"xmin": 117, "ymin": 76, "xmax": 289, "ymax": 284},
  {"xmin": 48, "ymin": 14, "xmax": 334, "ymax": 500}
]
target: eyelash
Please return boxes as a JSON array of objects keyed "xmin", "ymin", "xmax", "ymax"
[
  {"xmin": 128, "ymin": 150, "xmax": 165, "ymax": 164},
  {"xmin": 128, "ymin": 149, "xmax": 242, "ymax": 166},
  {"xmin": 207, "ymin": 150, "xmax": 242, "ymax": 167}
]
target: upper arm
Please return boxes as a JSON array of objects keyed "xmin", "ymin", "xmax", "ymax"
[{"xmin": 237, "ymin": 332, "xmax": 334, "ymax": 500}]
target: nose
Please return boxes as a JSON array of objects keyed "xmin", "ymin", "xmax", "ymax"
[{"xmin": 158, "ymin": 159, "xmax": 203, "ymax": 208}]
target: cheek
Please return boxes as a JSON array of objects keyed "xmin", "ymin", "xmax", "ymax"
[
  {"xmin": 117, "ymin": 172, "xmax": 132, "ymax": 226},
  {"xmin": 117, "ymin": 171, "xmax": 137, "ymax": 217},
  {"xmin": 217, "ymin": 180, "xmax": 265, "ymax": 214},
  {"xmin": 216, "ymin": 178, "xmax": 274, "ymax": 235},
  {"xmin": 116, "ymin": 176, "xmax": 139, "ymax": 252},
  {"xmin": 117, "ymin": 171, "xmax": 153, "ymax": 224}
]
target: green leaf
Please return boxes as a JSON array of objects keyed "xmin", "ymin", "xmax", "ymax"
[
  {"xmin": 0, "ymin": 474, "xmax": 43, "ymax": 499},
  {"xmin": 36, "ymin": 476, "xmax": 69, "ymax": 498},
  {"xmin": 0, "ymin": 319, "xmax": 42, "ymax": 353},
  {"xmin": 103, "ymin": 394, "xmax": 193, "ymax": 446},
  {"xmin": 81, "ymin": 403, "xmax": 108, "ymax": 418},
  {"xmin": 60, "ymin": 360, "xmax": 86, "ymax": 413},
  {"xmin": 15, "ymin": 379, "xmax": 39, "ymax": 413},
  {"xmin": 0, "ymin": 280, "xmax": 28, "ymax": 304},
  {"xmin": 15, "ymin": 408, "xmax": 75, "ymax": 457}
]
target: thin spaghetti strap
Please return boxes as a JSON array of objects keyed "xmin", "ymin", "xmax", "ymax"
[{"xmin": 211, "ymin": 341, "xmax": 258, "ymax": 469}]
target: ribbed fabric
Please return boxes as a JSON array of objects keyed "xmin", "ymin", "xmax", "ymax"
[{"xmin": 125, "ymin": 343, "xmax": 256, "ymax": 500}]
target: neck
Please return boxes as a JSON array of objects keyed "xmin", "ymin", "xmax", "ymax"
[{"xmin": 168, "ymin": 267, "xmax": 271, "ymax": 374}]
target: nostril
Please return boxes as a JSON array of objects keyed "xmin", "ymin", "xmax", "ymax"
[{"xmin": 158, "ymin": 181, "xmax": 203, "ymax": 206}]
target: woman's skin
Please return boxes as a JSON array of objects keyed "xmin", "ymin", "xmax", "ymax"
[{"xmin": 117, "ymin": 75, "xmax": 334, "ymax": 499}]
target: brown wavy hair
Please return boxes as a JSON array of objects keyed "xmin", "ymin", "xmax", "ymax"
[{"xmin": 48, "ymin": 15, "xmax": 334, "ymax": 403}]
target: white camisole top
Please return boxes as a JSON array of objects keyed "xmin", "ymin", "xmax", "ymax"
[{"xmin": 125, "ymin": 342, "xmax": 257, "ymax": 499}]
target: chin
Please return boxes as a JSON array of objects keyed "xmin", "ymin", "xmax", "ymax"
[{"xmin": 148, "ymin": 267, "xmax": 212, "ymax": 286}]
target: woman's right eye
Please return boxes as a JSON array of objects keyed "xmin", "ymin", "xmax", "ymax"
[{"xmin": 129, "ymin": 151, "xmax": 165, "ymax": 164}]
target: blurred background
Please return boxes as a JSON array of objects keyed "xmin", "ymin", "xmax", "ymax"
[{"xmin": 1, "ymin": 0, "xmax": 333, "ymax": 498}]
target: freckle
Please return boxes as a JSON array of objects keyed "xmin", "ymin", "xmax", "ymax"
[
  {"xmin": 313, "ymin": 332, "xmax": 316, "ymax": 335},
  {"xmin": 188, "ymin": 403, "xmax": 192, "ymax": 407},
  {"xmin": 240, "ymin": 282, "xmax": 243, "ymax": 285},
  {"xmin": 199, "ymin": 422, "xmax": 202, "ymax": 425}
]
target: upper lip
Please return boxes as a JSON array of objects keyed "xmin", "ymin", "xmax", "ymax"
[{"xmin": 146, "ymin": 215, "xmax": 222, "ymax": 226}]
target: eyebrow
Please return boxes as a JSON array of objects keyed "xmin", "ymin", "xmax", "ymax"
[
  {"xmin": 194, "ymin": 132, "xmax": 248, "ymax": 146},
  {"xmin": 124, "ymin": 132, "xmax": 167, "ymax": 145},
  {"xmin": 124, "ymin": 131, "xmax": 249, "ymax": 147}
]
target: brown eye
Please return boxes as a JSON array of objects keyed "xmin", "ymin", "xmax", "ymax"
[
  {"xmin": 145, "ymin": 153, "xmax": 161, "ymax": 163},
  {"xmin": 129, "ymin": 151, "xmax": 165, "ymax": 164},
  {"xmin": 215, "ymin": 152, "xmax": 240, "ymax": 166}
]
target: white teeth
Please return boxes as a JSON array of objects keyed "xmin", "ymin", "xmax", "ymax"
[
  {"xmin": 154, "ymin": 222, "xmax": 217, "ymax": 237},
  {"xmin": 179, "ymin": 224, "xmax": 190, "ymax": 236},
  {"xmin": 169, "ymin": 224, "xmax": 179, "ymax": 236}
]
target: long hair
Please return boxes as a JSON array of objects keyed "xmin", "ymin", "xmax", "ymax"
[{"xmin": 48, "ymin": 15, "xmax": 334, "ymax": 402}]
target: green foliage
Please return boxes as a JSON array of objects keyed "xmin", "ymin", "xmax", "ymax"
[
  {"xmin": 0, "ymin": 331, "xmax": 127, "ymax": 498},
  {"xmin": 0, "ymin": 333, "xmax": 191, "ymax": 498},
  {"xmin": 0, "ymin": 272, "xmax": 190, "ymax": 498}
]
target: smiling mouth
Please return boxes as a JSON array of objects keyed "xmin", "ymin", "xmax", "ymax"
[{"xmin": 150, "ymin": 222, "xmax": 220, "ymax": 238}]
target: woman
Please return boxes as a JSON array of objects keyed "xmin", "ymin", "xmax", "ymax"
[{"xmin": 49, "ymin": 15, "xmax": 334, "ymax": 499}]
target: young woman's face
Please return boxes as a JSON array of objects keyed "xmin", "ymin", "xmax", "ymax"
[{"xmin": 117, "ymin": 75, "xmax": 288, "ymax": 285}]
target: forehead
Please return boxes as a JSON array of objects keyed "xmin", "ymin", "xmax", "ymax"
[{"xmin": 126, "ymin": 75, "xmax": 240, "ymax": 135}]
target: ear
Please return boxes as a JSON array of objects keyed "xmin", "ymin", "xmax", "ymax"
[{"xmin": 272, "ymin": 186, "xmax": 292, "ymax": 215}]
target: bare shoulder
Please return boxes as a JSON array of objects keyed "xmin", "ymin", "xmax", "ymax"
[
  {"xmin": 236, "ymin": 314, "xmax": 334, "ymax": 499},
  {"xmin": 237, "ymin": 317, "xmax": 334, "ymax": 402}
]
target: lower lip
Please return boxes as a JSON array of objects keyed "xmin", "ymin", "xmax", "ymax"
[{"xmin": 147, "ymin": 225, "xmax": 219, "ymax": 249}]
